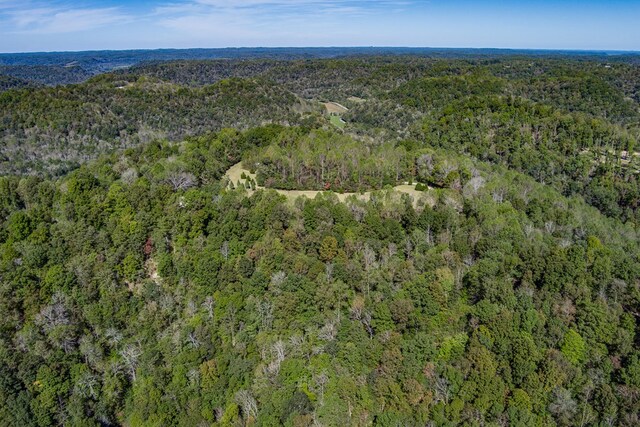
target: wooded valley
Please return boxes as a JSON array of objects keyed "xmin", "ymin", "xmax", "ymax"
[{"xmin": 0, "ymin": 52, "xmax": 639, "ymax": 426}]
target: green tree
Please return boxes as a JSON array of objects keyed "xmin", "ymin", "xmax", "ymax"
[{"xmin": 561, "ymin": 329, "xmax": 586, "ymax": 365}]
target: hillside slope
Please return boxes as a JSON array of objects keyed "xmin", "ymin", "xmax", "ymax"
[
  {"xmin": 1, "ymin": 127, "xmax": 639, "ymax": 425},
  {"xmin": 0, "ymin": 75, "xmax": 310, "ymax": 175}
]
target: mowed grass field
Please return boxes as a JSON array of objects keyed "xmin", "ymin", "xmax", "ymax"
[{"xmin": 330, "ymin": 114, "xmax": 345, "ymax": 129}]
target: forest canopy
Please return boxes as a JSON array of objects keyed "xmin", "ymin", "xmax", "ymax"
[
  {"xmin": 0, "ymin": 53, "xmax": 639, "ymax": 426},
  {"xmin": 0, "ymin": 125, "xmax": 639, "ymax": 426}
]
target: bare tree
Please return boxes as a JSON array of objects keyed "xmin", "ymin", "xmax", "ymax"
[
  {"xmin": 463, "ymin": 176, "xmax": 485, "ymax": 197},
  {"xmin": 349, "ymin": 203, "xmax": 366, "ymax": 222},
  {"xmin": 318, "ymin": 320, "xmax": 337, "ymax": 342},
  {"xmin": 104, "ymin": 327, "xmax": 123, "ymax": 347},
  {"xmin": 492, "ymin": 187, "xmax": 505, "ymax": 203},
  {"xmin": 350, "ymin": 296, "xmax": 365, "ymax": 321},
  {"xmin": 187, "ymin": 331, "xmax": 200, "ymax": 349},
  {"xmin": 361, "ymin": 312, "xmax": 374, "ymax": 339},
  {"xmin": 75, "ymin": 372, "xmax": 98, "ymax": 399},
  {"xmin": 549, "ymin": 388, "xmax": 577, "ymax": 423},
  {"xmin": 362, "ymin": 245, "xmax": 377, "ymax": 272},
  {"xmin": 257, "ymin": 299, "xmax": 274, "ymax": 331},
  {"xmin": 166, "ymin": 171, "xmax": 196, "ymax": 191},
  {"xmin": 434, "ymin": 375, "xmax": 450, "ymax": 405},
  {"xmin": 417, "ymin": 154, "xmax": 434, "ymax": 176},
  {"xmin": 224, "ymin": 304, "xmax": 238, "ymax": 347},
  {"xmin": 270, "ymin": 271, "xmax": 286, "ymax": 293},
  {"xmin": 289, "ymin": 334, "xmax": 305, "ymax": 357},
  {"xmin": 545, "ymin": 221, "xmax": 556, "ymax": 234},
  {"xmin": 404, "ymin": 237, "xmax": 414, "ymax": 259},
  {"xmin": 36, "ymin": 292, "xmax": 77, "ymax": 352},
  {"xmin": 266, "ymin": 340, "xmax": 286, "ymax": 375},
  {"xmin": 35, "ymin": 292, "xmax": 70, "ymax": 333},
  {"xmin": 234, "ymin": 389, "xmax": 258, "ymax": 420},
  {"xmin": 121, "ymin": 168, "xmax": 138, "ymax": 185},
  {"xmin": 186, "ymin": 299, "xmax": 198, "ymax": 317},
  {"xmin": 362, "ymin": 245, "xmax": 377, "ymax": 296},
  {"xmin": 325, "ymin": 262, "xmax": 334, "ymax": 281},
  {"xmin": 202, "ymin": 296, "xmax": 215, "ymax": 319},
  {"xmin": 220, "ymin": 241, "xmax": 230, "ymax": 260},
  {"xmin": 312, "ymin": 372, "xmax": 329, "ymax": 405},
  {"xmin": 523, "ymin": 223, "xmax": 535, "ymax": 239},
  {"xmin": 120, "ymin": 344, "xmax": 142, "ymax": 381},
  {"xmin": 187, "ymin": 368, "xmax": 200, "ymax": 387},
  {"xmin": 79, "ymin": 335, "xmax": 102, "ymax": 368},
  {"xmin": 274, "ymin": 340, "xmax": 286, "ymax": 362}
]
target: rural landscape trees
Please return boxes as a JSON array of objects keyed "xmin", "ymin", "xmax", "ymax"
[{"xmin": 0, "ymin": 52, "xmax": 639, "ymax": 425}]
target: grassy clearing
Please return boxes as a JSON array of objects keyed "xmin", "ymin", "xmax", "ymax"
[
  {"xmin": 347, "ymin": 96, "xmax": 365, "ymax": 103},
  {"xmin": 330, "ymin": 114, "xmax": 346, "ymax": 129},
  {"xmin": 223, "ymin": 162, "xmax": 430, "ymax": 207}
]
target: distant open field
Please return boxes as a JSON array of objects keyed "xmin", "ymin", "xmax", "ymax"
[{"xmin": 323, "ymin": 102, "xmax": 349, "ymax": 114}]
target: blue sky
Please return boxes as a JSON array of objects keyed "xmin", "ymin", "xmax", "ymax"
[{"xmin": 1, "ymin": 0, "xmax": 639, "ymax": 53}]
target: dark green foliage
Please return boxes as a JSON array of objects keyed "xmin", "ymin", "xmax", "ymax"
[
  {"xmin": 420, "ymin": 95, "xmax": 639, "ymax": 222},
  {"xmin": 0, "ymin": 123, "xmax": 638, "ymax": 426},
  {"xmin": 245, "ymin": 128, "xmax": 411, "ymax": 192},
  {"xmin": 0, "ymin": 74, "xmax": 37, "ymax": 92},
  {"xmin": 1, "ymin": 53, "xmax": 640, "ymax": 426},
  {"xmin": 0, "ymin": 65, "xmax": 91, "ymax": 87},
  {"xmin": 4, "ymin": 55, "xmax": 639, "ymax": 225}
]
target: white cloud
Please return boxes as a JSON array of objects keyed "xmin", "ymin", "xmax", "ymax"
[
  {"xmin": 0, "ymin": 0, "xmax": 413, "ymax": 41},
  {"xmin": 3, "ymin": 3, "xmax": 131, "ymax": 34},
  {"xmin": 152, "ymin": 0, "xmax": 413, "ymax": 43},
  {"xmin": 155, "ymin": 0, "xmax": 411, "ymax": 16}
]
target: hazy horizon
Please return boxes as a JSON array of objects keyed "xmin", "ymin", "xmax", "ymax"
[
  {"xmin": 1, "ymin": 0, "xmax": 639, "ymax": 53},
  {"xmin": 2, "ymin": 46, "xmax": 640, "ymax": 56}
]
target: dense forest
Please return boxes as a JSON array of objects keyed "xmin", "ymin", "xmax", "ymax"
[
  {"xmin": 0, "ymin": 75, "xmax": 313, "ymax": 175},
  {"xmin": 3, "ymin": 55, "xmax": 639, "ymax": 223},
  {"xmin": 1, "ymin": 126, "xmax": 640, "ymax": 426},
  {"xmin": 0, "ymin": 65, "xmax": 92, "ymax": 88},
  {"xmin": 243, "ymin": 128, "xmax": 412, "ymax": 192},
  {"xmin": 0, "ymin": 52, "xmax": 640, "ymax": 426},
  {"xmin": 4, "ymin": 47, "xmax": 624, "ymax": 85},
  {"xmin": 0, "ymin": 74, "xmax": 37, "ymax": 92}
]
